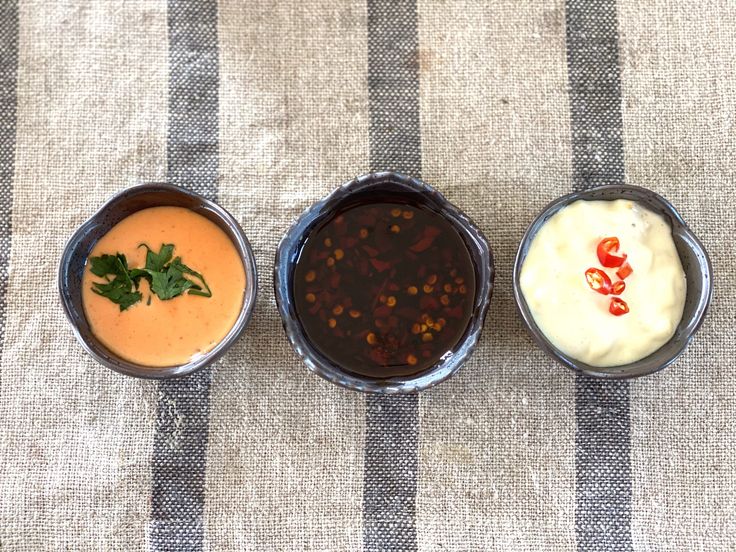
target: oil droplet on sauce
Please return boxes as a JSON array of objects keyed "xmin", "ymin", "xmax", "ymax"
[{"xmin": 82, "ymin": 206, "xmax": 246, "ymax": 367}]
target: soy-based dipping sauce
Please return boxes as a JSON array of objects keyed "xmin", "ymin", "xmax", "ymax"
[{"xmin": 293, "ymin": 202, "xmax": 476, "ymax": 378}]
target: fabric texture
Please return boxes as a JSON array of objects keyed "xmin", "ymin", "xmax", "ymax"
[
  {"xmin": 150, "ymin": 1, "xmax": 220, "ymax": 549},
  {"xmin": 567, "ymin": 1, "xmax": 632, "ymax": 550},
  {"xmin": 1, "ymin": 0, "xmax": 735, "ymax": 551},
  {"xmin": 364, "ymin": 1, "xmax": 421, "ymax": 551}
]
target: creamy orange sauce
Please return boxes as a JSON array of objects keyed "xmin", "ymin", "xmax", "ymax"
[{"xmin": 82, "ymin": 206, "xmax": 246, "ymax": 367}]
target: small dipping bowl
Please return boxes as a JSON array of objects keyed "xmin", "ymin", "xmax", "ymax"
[
  {"xmin": 275, "ymin": 172, "xmax": 494, "ymax": 393},
  {"xmin": 513, "ymin": 184, "xmax": 712, "ymax": 379},
  {"xmin": 59, "ymin": 183, "xmax": 258, "ymax": 379}
]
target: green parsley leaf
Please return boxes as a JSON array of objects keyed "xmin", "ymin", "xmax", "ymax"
[
  {"xmin": 89, "ymin": 254, "xmax": 119, "ymax": 277},
  {"xmin": 89, "ymin": 253, "xmax": 142, "ymax": 311},
  {"xmin": 90, "ymin": 253, "xmax": 131, "ymax": 283},
  {"xmin": 128, "ymin": 268, "xmax": 150, "ymax": 287},
  {"xmin": 170, "ymin": 258, "xmax": 212, "ymax": 298},
  {"xmin": 139, "ymin": 243, "xmax": 174, "ymax": 272},
  {"xmin": 147, "ymin": 263, "xmax": 195, "ymax": 300},
  {"xmin": 91, "ymin": 280, "xmax": 142, "ymax": 310},
  {"xmin": 89, "ymin": 243, "xmax": 212, "ymax": 308}
]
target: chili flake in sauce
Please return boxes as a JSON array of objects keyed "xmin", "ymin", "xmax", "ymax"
[{"xmin": 293, "ymin": 202, "xmax": 476, "ymax": 378}]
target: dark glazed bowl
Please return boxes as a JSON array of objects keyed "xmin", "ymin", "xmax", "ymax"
[
  {"xmin": 59, "ymin": 183, "xmax": 258, "ymax": 379},
  {"xmin": 274, "ymin": 172, "xmax": 494, "ymax": 394},
  {"xmin": 513, "ymin": 184, "xmax": 713, "ymax": 379}
]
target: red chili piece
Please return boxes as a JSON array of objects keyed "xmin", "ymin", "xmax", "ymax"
[
  {"xmin": 616, "ymin": 262, "xmax": 633, "ymax": 280},
  {"xmin": 609, "ymin": 297, "xmax": 630, "ymax": 316},
  {"xmin": 596, "ymin": 237, "xmax": 627, "ymax": 268},
  {"xmin": 611, "ymin": 280, "xmax": 626, "ymax": 295},
  {"xmin": 369, "ymin": 258, "xmax": 391, "ymax": 272},
  {"xmin": 409, "ymin": 226, "xmax": 441, "ymax": 253},
  {"xmin": 585, "ymin": 267, "xmax": 612, "ymax": 295},
  {"xmin": 362, "ymin": 245, "xmax": 379, "ymax": 257}
]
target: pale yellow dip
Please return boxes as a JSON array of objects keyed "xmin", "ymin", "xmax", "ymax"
[
  {"xmin": 82, "ymin": 206, "xmax": 246, "ymax": 367},
  {"xmin": 520, "ymin": 199, "xmax": 686, "ymax": 367}
]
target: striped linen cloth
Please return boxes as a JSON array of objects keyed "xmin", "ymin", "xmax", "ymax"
[{"xmin": 1, "ymin": 0, "xmax": 735, "ymax": 550}]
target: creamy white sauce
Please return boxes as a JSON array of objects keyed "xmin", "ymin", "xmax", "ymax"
[{"xmin": 520, "ymin": 199, "xmax": 686, "ymax": 367}]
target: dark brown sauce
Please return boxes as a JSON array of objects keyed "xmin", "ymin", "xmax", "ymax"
[{"xmin": 293, "ymin": 201, "xmax": 475, "ymax": 378}]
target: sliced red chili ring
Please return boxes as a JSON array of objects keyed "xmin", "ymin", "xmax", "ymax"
[
  {"xmin": 609, "ymin": 297, "xmax": 630, "ymax": 316},
  {"xmin": 585, "ymin": 267, "xmax": 612, "ymax": 295},
  {"xmin": 616, "ymin": 262, "xmax": 633, "ymax": 280},
  {"xmin": 611, "ymin": 280, "xmax": 626, "ymax": 295},
  {"xmin": 597, "ymin": 237, "xmax": 627, "ymax": 268}
]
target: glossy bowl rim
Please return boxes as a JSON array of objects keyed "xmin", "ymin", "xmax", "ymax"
[
  {"xmin": 274, "ymin": 171, "xmax": 494, "ymax": 394},
  {"xmin": 58, "ymin": 183, "xmax": 259, "ymax": 379},
  {"xmin": 512, "ymin": 183, "xmax": 713, "ymax": 379}
]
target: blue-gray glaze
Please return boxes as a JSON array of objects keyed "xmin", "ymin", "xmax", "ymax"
[
  {"xmin": 274, "ymin": 172, "xmax": 494, "ymax": 394},
  {"xmin": 58, "ymin": 183, "xmax": 258, "ymax": 379},
  {"xmin": 513, "ymin": 184, "xmax": 713, "ymax": 379}
]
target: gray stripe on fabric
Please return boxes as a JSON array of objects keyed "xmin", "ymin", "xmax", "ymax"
[
  {"xmin": 575, "ymin": 380, "xmax": 632, "ymax": 551},
  {"xmin": 364, "ymin": 1, "xmax": 421, "ymax": 550},
  {"xmin": 166, "ymin": 0, "xmax": 219, "ymax": 199},
  {"xmin": 364, "ymin": 394, "xmax": 419, "ymax": 551},
  {"xmin": 367, "ymin": 0, "xmax": 422, "ymax": 177},
  {"xmin": 150, "ymin": 0, "xmax": 219, "ymax": 549},
  {"xmin": 566, "ymin": 0, "xmax": 625, "ymax": 188},
  {"xmin": 565, "ymin": 1, "xmax": 633, "ymax": 550},
  {"xmin": 0, "ymin": 1, "xmax": 18, "ymax": 365}
]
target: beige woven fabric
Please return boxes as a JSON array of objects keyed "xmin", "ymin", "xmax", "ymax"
[
  {"xmin": 0, "ymin": 0, "xmax": 735, "ymax": 551},
  {"xmin": 0, "ymin": 1, "xmax": 167, "ymax": 549},
  {"xmin": 618, "ymin": 0, "xmax": 736, "ymax": 549},
  {"xmin": 205, "ymin": 1, "xmax": 369, "ymax": 549},
  {"xmin": 415, "ymin": 0, "xmax": 576, "ymax": 550}
]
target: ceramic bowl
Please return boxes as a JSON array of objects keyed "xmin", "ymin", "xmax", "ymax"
[
  {"xmin": 513, "ymin": 184, "xmax": 712, "ymax": 379},
  {"xmin": 274, "ymin": 172, "xmax": 494, "ymax": 393},
  {"xmin": 58, "ymin": 183, "xmax": 258, "ymax": 379}
]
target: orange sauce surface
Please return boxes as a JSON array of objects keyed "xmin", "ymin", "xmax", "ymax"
[{"xmin": 82, "ymin": 206, "xmax": 246, "ymax": 367}]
